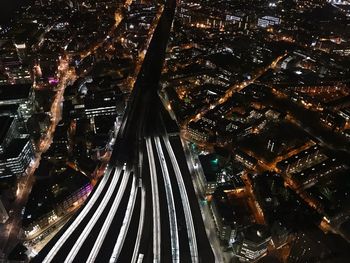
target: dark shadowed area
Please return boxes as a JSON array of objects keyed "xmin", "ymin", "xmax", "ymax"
[{"xmin": 0, "ymin": 0, "xmax": 29, "ymax": 25}]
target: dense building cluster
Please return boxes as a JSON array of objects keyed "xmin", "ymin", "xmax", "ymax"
[
  {"xmin": 0, "ymin": 0, "xmax": 161, "ymax": 260},
  {"xmin": 0, "ymin": 0, "xmax": 350, "ymax": 262},
  {"xmin": 160, "ymin": 0, "xmax": 350, "ymax": 262}
]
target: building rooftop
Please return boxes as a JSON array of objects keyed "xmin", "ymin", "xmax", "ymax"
[
  {"xmin": 0, "ymin": 84, "xmax": 31, "ymax": 104},
  {"xmin": 212, "ymin": 188, "xmax": 237, "ymax": 224},
  {"xmin": 0, "ymin": 116, "xmax": 14, "ymax": 144},
  {"xmin": 277, "ymin": 145, "xmax": 322, "ymax": 170},
  {"xmin": 0, "ymin": 138, "xmax": 28, "ymax": 160},
  {"xmin": 0, "ymin": 104, "xmax": 19, "ymax": 116},
  {"xmin": 243, "ymin": 224, "xmax": 271, "ymax": 245},
  {"xmin": 23, "ymin": 166, "xmax": 90, "ymax": 228},
  {"xmin": 199, "ymin": 154, "xmax": 220, "ymax": 182}
]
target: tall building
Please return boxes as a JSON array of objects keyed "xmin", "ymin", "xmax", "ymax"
[
  {"xmin": 64, "ymin": 92, "xmax": 125, "ymax": 120},
  {"xmin": 211, "ymin": 188, "xmax": 238, "ymax": 246},
  {"xmin": 0, "ymin": 116, "xmax": 19, "ymax": 154},
  {"xmin": 235, "ymin": 224, "xmax": 271, "ymax": 262},
  {"xmin": 0, "ymin": 139, "xmax": 35, "ymax": 179},
  {"xmin": 0, "ymin": 83, "xmax": 30, "ymax": 103}
]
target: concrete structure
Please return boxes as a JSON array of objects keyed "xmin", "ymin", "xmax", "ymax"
[
  {"xmin": 0, "ymin": 139, "xmax": 35, "ymax": 179},
  {"xmin": 0, "ymin": 198, "xmax": 9, "ymax": 224}
]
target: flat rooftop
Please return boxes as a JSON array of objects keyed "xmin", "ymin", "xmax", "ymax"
[
  {"xmin": 1, "ymin": 138, "xmax": 28, "ymax": 160},
  {"xmin": 0, "ymin": 84, "xmax": 31, "ymax": 103},
  {"xmin": 0, "ymin": 116, "xmax": 14, "ymax": 144}
]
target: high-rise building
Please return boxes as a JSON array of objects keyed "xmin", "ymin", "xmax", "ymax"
[
  {"xmin": 211, "ymin": 188, "xmax": 238, "ymax": 246},
  {"xmin": 64, "ymin": 92, "xmax": 125, "ymax": 120},
  {"xmin": 235, "ymin": 224, "xmax": 271, "ymax": 262},
  {"xmin": 0, "ymin": 84, "xmax": 32, "ymax": 107},
  {"xmin": 0, "ymin": 139, "xmax": 35, "ymax": 179},
  {"xmin": 0, "ymin": 116, "xmax": 19, "ymax": 154}
]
